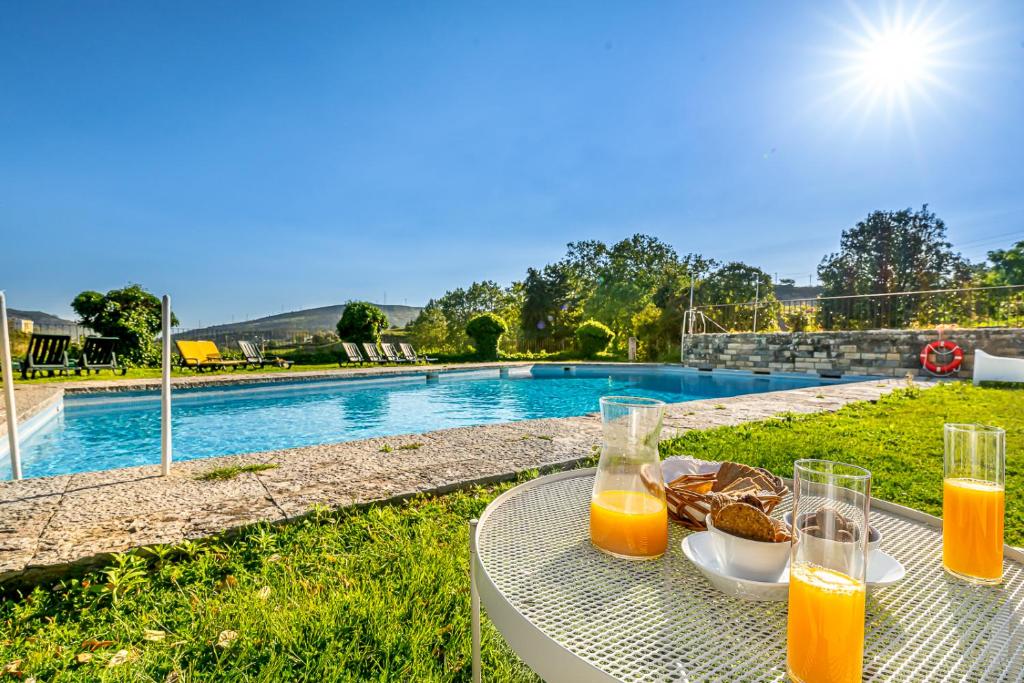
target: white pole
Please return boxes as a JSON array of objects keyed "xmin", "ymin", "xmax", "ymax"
[
  {"xmin": 161, "ymin": 295, "xmax": 172, "ymax": 476},
  {"xmin": 681, "ymin": 275, "xmax": 697, "ymax": 364},
  {"xmin": 0, "ymin": 292, "xmax": 22, "ymax": 480},
  {"xmin": 752, "ymin": 280, "xmax": 760, "ymax": 333},
  {"xmin": 469, "ymin": 519, "xmax": 482, "ymax": 683},
  {"xmin": 688, "ymin": 276, "xmax": 696, "ymax": 334}
]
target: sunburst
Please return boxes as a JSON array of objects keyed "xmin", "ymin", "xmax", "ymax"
[{"xmin": 814, "ymin": 2, "xmax": 967, "ymax": 136}]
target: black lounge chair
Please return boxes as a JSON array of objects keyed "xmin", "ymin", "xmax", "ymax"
[
  {"xmin": 340, "ymin": 342, "xmax": 367, "ymax": 365},
  {"xmin": 77, "ymin": 336, "xmax": 127, "ymax": 375},
  {"xmin": 238, "ymin": 340, "xmax": 292, "ymax": 369},
  {"xmin": 399, "ymin": 343, "xmax": 437, "ymax": 363},
  {"xmin": 380, "ymin": 342, "xmax": 410, "ymax": 363},
  {"xmin": 361, "ymin": 343, "xmax": 388, "ymax": 364},
  {"xmin": 20, "ymin": 333, "xmax": 72, "ymax": 379}
]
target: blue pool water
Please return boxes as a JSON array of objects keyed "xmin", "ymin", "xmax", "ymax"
[{"xmin": 6, "ymin": 366, "xmax": 854, "ymax": 478}]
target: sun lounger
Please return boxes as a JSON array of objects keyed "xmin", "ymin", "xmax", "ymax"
[
  {"xmin": 973, "ymin": 349, "xmax": 1024, "ymax": 384},
  {"xmin": 340, "ymin": 342, "xmax": 367, "ymax": 365},
  {"xmin": 361, "ymin": 343, "xmax": 388, "ymax": 363},
  {"xmin": 238, "ymin": 340, "xmax": 292, "ymax": 369},
  {"xmin": 175, "ymin": 340, "xmax": 247, "ymax": 372},
  {"xmin": 380, "ymin": 342, "xmax": 410, "ymax": 363},
  {"xmin": 399, "ymin": 343, "xmax": 437, "ymax": 363},
  {"xmin": 20, "ymin": 333, "xmax": 72, "ymax": 378},
  {"xmin": 77, "ymin": 336, "xmax": 127, "ymax": 375}
]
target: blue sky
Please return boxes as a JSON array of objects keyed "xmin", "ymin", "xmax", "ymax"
[{"xmin": 2, "ymin": 1, "xmax": 1022, "ymax": 327}]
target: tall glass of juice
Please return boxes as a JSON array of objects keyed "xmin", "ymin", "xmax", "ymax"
[
  {"xmin": 590, "ymin": 397, "xmax": 667, "ymax": 560},
  {"xmin": 943, "ymin": 423, "xmax": 1005, "ymax": 584},
  {"xmin": 787, "ymin": 459, "xmax": 871, "ymax": 683}
]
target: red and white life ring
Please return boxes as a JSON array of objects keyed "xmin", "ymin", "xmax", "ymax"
[{"xmin": 919, "ymin": 340, "xmax": 964, "ymax": 376}]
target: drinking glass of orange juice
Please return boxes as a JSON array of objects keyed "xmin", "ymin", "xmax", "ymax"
[
  {"xmin": 787, "ymin": 459, "xmax": 871, "ymax": 683},
  {"xmin": 590, "ymin": 396, "xmax": 667, "ymax": 560},
  {"xmin": 943, "ymin": 423, "xmax": 1005, "ymax": 584}
]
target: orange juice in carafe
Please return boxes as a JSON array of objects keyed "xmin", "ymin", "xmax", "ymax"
[
  {"xmin": 590, "ymin": 489, "xmax": 667, "ymax": 559},
  {"xmin": 590, "ymin": 396, "xmax": 667, "ymax": 560}
]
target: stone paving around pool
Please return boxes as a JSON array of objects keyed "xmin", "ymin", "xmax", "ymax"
[{"xmin": 0, "ymin": 374, "xmax": 917, "ymax": 585}]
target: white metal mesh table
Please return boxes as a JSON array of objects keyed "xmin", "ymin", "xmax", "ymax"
[{"xmin": 470, "ymin": 468, "xmax": 1024, "ymax": 682}]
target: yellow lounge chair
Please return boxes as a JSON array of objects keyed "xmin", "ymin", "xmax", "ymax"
[{"xmin": 175, "ymin": 340, "xmax": 247, "ymax": 372}]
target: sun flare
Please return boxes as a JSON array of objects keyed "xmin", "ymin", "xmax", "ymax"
[
  {"xmin": 857, "ymin": 26, "xmax": 933, "ymax": 95},
  {"xmin": 815, "ymin": 2, "xmax": 965, "ymax": 135}
]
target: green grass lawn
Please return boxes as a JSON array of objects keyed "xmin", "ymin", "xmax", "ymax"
[{"xmin": 0, "ymin": 383, "xmax": 1019, "ymax": 681}]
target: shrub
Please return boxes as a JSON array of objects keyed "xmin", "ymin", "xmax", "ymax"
[
  {"xmin": 336, "ymin": 302, "xmax": 388, "ymax": 343},
  {"xmin": 783, "ymin": 305, "xmax": 820, "ymax": 333},
  {"xmin": 310, "ymin": 331, "xmax": 339, "ymax": 345},
  {"xmin": 465, "ymin": 313, "xmax": 508, "ymax": 360},
  {"xmin": 575, "ymin": 319, "xmax": 614, "ymax": 358}
]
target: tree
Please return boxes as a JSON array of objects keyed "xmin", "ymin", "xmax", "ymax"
[
  {"xmin": 977, "ymin": 240, "xmax": 1024, "ymax": 326},
  {"xmin": 71, "ymin": 284, "xmax": 176, "ymax": 366},
  {"xmin": 410, "ymin": 280, "xmax": 524, "ymax": 353},
  {"xmin": 817, "ymin": 206, "xmax": 971, "ymax": 329},
  {"xmin": 520, "ymin": 263, "xmax": 589, "ymax": 352},
  {"xmin": 520, "ymin": 240, "xmax": 715, "ymax": 355},
  {"xmin": 698, "ymin": 262, "xmax": 778, "ymax": 331},
  {"xmin": 575, "ymin": 319, "xmax": 614, "ymax": 358},
  {"xmin": 496, "ymin": 281, "xmax": 526, "ymax": 353},
  {"xmin": 584, "ymin": 234, "xmax": 680, "ymax": 342},
  {"xmin": 985, "ymin": 240, "xmax": 1024, "ymax": 285},
  {"xmin": 431, "ymin": 280, "xmax": 509, "ymax": 351},
  {"xmin": 406, "ymin": 304, "xmax": 449, "ymax": 352},
  {"xmin": 465, "ymin": 313, "xmax": 508, "ymax": 360},
  {"xmin": 336, "ymin": 302, "xmax": 388, "ymax": 343},
  {"xmin": 629, "ymin": 303, "xmax": 663, "ymax": 360},
  {"xmin": 649, "ymin": 254, "xmax": 718, "ymax": 351}
]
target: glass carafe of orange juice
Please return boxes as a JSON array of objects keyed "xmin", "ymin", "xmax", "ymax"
[
  {"xmin": 590, "ymin": 397, "xmax": 667, "ymax": 560},
  {"xmin": 943, "ymin": 423, "xmax": 1005, "ymax": 584},
  {"xmin": 787, "ymin": 459, "xmax": 871, "ymax": 683}
]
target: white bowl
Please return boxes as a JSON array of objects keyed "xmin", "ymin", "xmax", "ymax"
[
  {"xmin": 681, "ymin": 532, "xmax": 906, "ymax": 602},
  {"xmin": 783, "ymin": 512, "xmax": 881, "ymax": 567},
  {"xmin": 681, "ymin": 532, "xmax": 789, "ymax": 601},
  {"xmin": 705, "ymin": 513, "xmax": 790, "ymax": 582}
]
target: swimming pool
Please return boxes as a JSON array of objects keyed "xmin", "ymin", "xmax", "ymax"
[{"xmin": 5, "ymin": 365, "xmax": 857, "ymax": 478}]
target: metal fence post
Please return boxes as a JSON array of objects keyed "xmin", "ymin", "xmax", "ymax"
[
  {"xmin": 161, "ymin": 295, "xmax": 172, "ymax": 476},
  {"xmin": 0, "ymin": 292, "xmax": 22, "ymax": 480}
]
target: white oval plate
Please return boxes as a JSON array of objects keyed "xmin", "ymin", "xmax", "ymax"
[{"xmin": 681, "ymin": 532, "xmax": 906, "ymax": 602}]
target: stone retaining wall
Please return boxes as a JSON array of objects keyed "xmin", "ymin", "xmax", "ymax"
[{"xmin": 682, "ymin": 328, "xmax": 1023, "ymax": 378}]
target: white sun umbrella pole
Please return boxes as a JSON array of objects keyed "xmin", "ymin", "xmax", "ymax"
[
  {"xmin": 0, "ymin": 291, "xmax": 22, "ymax": 480},
  {"xmin": 161, "ymin": 294, "xmax": 172, "ymax": 475}
]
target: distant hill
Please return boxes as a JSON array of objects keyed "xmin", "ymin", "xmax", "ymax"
[
  {"xmin": 8, "ymin": 308, "xmax": 78, "ymax": 326},
  {"xmin": 6, "ymin": 308, "xmax": 92, "ymax": 340},
  {"xmin": 179, "ymin": 303, "xmax": 423, "ymax": 342}
]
